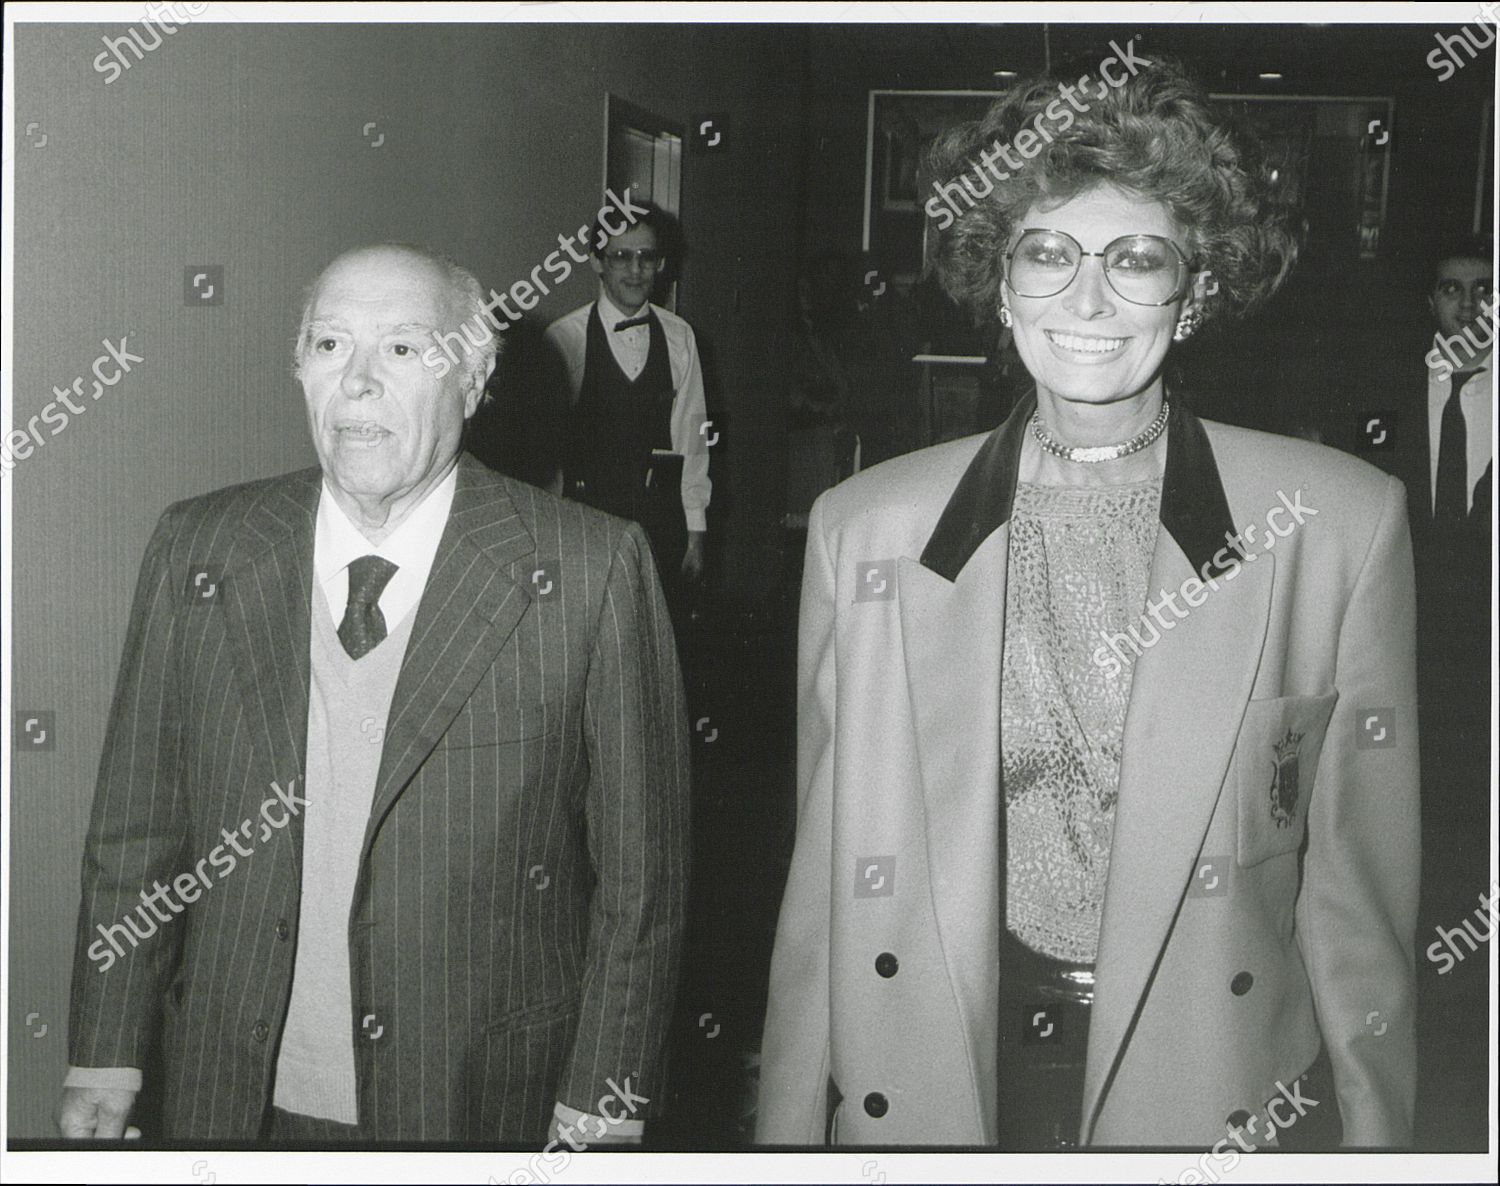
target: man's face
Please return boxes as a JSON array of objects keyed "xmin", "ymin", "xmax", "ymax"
[
  {"xmin": 590, "ymin": 222, "xmax": 663, "ymax": 315},
  {"xmin": 298, "ymin": 248, "xmax": 484, "ymax": 509},
  {"xmin": 1430, "ymin": 256, "xmax": 1494, "ymax": 340}
]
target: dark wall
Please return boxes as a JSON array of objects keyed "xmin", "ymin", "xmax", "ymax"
[{"xmin": 7, "ymin": 21, "xmax": 803, "ymax": 1138}]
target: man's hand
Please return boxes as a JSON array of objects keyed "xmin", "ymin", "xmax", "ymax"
[
  {"xmin": 57, "ymin": 1086, "xmax": 141, "ymax": 1139},
  {"xmin": 680, "ymin": 531, "xmax": 707, "ymax": 582}
]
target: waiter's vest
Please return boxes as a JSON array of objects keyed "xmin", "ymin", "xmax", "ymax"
[{"xmin": 566, "ymin": 304, "xmax": 685, "ymax": 570}]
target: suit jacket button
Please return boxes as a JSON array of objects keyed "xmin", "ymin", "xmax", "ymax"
[
  {"xmin": 875, "ymin": 952, "xmax": 899, "ymax": 978},
  {"xmin": 275, "ymin": 919, "xmax": 291, "ymax": 941},
  {"xmin": 1227, "ymin": 1109, "xmax": 1253, "ymax": 1130},
  {"xmin": 1231, "ymin": 972, "xmax": 1253, "ymax": 996},
  {"xmin": 252, "ymin": 1020, "xmax": 269, "ymax": 1042},
  {"xmin": 864, "ymin": 1092, "xmax": 889, "ymax": 1118}
]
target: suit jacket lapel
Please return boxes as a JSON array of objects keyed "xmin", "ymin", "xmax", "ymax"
[
  {"xmin": 222, "ymin": 469, "xmax": 321, "ymax": 879},
  {"xmin": 362, "ymin": 456, "xmax": 536, "ymax": 852},
  {"xmin": 1081, "ymin": 404, "xmax": 1275, "ymax": 1140}
]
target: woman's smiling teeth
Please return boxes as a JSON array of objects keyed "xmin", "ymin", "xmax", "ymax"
[{"xmin": 1046, "ymin": 330, "xmax": 1128, "ymax": 354}]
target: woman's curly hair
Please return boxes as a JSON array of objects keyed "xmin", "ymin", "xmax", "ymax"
[{"xmin": 925, "ymin": 54, "xmax": 1300, "ymax": 325}]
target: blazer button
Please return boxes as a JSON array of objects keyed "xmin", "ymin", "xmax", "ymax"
[
  {"xmin": 1226, "ymin": 1109, "xmax": 1253, "ymax": 1130},
  {"xmin": 864, "ymin": 1092, "xmax": 889, "ymax": 1118},
  {"xmin": 251, "ymin": 1020, "xmax": 270, "ymax": 1042},
  {"xmin": 875, "ymin": 952, "xmax": 899, "ymax": 978},
  {"xmin": 275, "ymin": 919, "xmax": 291, "ymax": 941},
  {"xmin": 1230, "ymin": 972, "xmax": 1253, "ymax": 996}
]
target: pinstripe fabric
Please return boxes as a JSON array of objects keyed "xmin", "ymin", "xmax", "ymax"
[{"xmin": 67, "ymin": 453, "xmax": 691, "ymax": 1141}]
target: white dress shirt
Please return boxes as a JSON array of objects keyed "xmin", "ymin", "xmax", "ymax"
[
  {"xmin": 544, "ymin": 286, "xmax": 712, "ymax": 533},
  {"xmin": 1426, "ymin": 344, "xmax": 1493, "ymax": 515}
]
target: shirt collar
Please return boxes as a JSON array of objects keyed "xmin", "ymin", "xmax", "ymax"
[
  {"xmin": 597, "ymin": 286, "xmax": 651, "ymax": 328},
  {"xmin": 1428, "ymin": 334, "xmax": 1492, "ymax": 379},
  {"xmin": 314, "ymin": 464, "xmax": 459, "ymax": 585}
]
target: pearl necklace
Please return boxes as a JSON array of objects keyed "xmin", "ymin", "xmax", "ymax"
[{"xmin": 1030, "ymin": 398, "xmax": 1170, "ymax": 464}]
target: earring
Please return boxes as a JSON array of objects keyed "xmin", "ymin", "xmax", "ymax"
[
  {"xmin": 1173, "ymin": 310, "xmax": 1201, "ymax": 341},
  {"xmin": 999, "ymin": 304, "xmax": 1013, "ymax": 328}
]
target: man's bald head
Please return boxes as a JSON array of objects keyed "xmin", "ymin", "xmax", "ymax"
[
  {"xmin": 294, "ymin": 243, "xmax": 500, "ymax": 538},
  {"xmin": 294, "ymin": 243, "xmax": 498, "ymax": 400}
]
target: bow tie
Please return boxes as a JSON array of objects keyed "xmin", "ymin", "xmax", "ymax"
[{"xmin": 613, "ymin": 314, "xmax": 651, "ymax": 332}]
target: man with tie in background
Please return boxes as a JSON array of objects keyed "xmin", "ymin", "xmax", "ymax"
[
  {"xmin": 1341, "ymin": 235, "xmax": 1493, "ymax": 1146},
  {"xmin": 58, "ymin": 243, "xmax": 690, "ymax": 1144},
  {"xmin": 544, "ymin": 203, "xmax": 711, "ymax": 615},
  {"xmin": 1411, "ymin": 238, "xmax": 1492, "ymax": 825}
]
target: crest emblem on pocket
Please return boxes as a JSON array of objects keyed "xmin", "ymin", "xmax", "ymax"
[{"xmin": 1268, "ymin": 728, "xmax": 1305, "ymax": 828}]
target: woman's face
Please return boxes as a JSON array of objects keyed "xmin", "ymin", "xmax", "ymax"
[{"xmin": 1003, "ymin": 185, "xmax": 1195, "ymax": 412}]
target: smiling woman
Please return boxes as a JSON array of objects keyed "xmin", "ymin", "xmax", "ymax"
[{"xmin": 757, "ymin": 54, "xmax": 1421, "ymax": 1152}]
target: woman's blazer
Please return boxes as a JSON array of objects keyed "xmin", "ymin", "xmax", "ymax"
[{"xmin": 757, "ymin": 394, "xmax": 1418, "ymax": 1148}]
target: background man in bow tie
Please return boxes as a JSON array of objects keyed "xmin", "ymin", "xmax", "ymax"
[
  {"xmin": 543, "ymin": 204, "xmax": 712, "ymax": 608},
  {"xmin": 57, "ymin": 243, "xmax": 689, "ymax": 1144}
]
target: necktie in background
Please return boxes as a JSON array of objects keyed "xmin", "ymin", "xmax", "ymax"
[
  {"xmin": 338, "ymin": 555, "xmax": 399, "ymax": 659},
  {"xmin": 1434, "ymin": 370, "xmax": 1479, "ymax": 524}
]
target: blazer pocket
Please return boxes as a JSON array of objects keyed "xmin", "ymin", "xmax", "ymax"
[
  {"xmin": 436, "ymin": 696, "xmax": 564, "ymax": 750},
  {"xmin": 483, "ymin": 992, "xmax": 580, "ymax": 1035},
  {"xmin": 1234, "ymin": 692, "xmax": 1338, "ymax": 868}
]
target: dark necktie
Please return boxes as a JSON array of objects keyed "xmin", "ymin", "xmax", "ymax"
[
  {"xmin": 1434, "ymin": 370, "xmax": 1479, "ymax": 523},
  {"xmin": 338, "ymin": 555, "xmax": 399, "ymax": 659},
  {"xmin": 613, "ymin": 314, "xmax": 651, "ymax": 332}
]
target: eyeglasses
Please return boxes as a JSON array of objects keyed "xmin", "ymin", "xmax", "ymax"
[
  {"xmin": 1434, "ymin": 278, "xmax": 1494, "ymax": 301},
  {"xmin": 602, "ymin": 248, "xmax": 662, "ymax": 268},
  {"xmin": 1004, "ymin": 228, "xmax": 1194, "ymax": 306}
]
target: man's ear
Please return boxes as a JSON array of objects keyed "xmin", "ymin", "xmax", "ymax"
[
  {"xmin": 588, "ymin": 254, "xmax": 605, "ymax": 278},
  {"xmin": 464, "ymin": 355, "xmax": 498, "ymax": 419}
]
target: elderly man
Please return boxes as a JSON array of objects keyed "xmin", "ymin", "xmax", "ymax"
[
  {"xmin": 58, "ymin": 244, "xmax": 690, "ymax": 1144},
  {"xmin": 544, "ymin": 205, "xmax": 711, "ymax": 609}
]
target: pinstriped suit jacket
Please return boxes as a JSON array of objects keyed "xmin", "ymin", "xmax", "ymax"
[{"xmin": 67, "ymin": 453, "xmax": 690, "ymax": 1141}]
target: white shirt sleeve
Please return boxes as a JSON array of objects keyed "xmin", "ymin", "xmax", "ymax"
[
  {"xmin": 64, "ymin": 1065, "xmax": 143, "ymax": 1092},
  {"xmin": 669, "ymin": 323, "xmax": 712, "ymax": 534}
]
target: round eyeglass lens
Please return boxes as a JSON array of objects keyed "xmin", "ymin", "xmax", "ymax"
[{"xmin": 1007, "ymin": 231, "xmax": 1186, "ymax": 305}]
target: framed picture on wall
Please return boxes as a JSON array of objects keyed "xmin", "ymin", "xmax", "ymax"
[
  {"xmin": 864, "ymin": 89, "xmax": 1003, "ymax": 281},
  {"xmin": 1209, "ymin": 94, "xmax": 1395, "ymax": 267},
  {"xmin": 1476, "ymin": 97, "xmax": 1493, "ymax": 235}
]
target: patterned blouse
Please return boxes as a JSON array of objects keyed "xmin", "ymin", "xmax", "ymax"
[{"xmin": 1002, "ymin": 478, "xmax": 1163, "ymax": 962}]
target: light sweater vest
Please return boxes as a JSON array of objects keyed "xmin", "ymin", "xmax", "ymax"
[{"xmin": 271, "ymin": 584, "xmax": 417, "ymax": 1122}]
